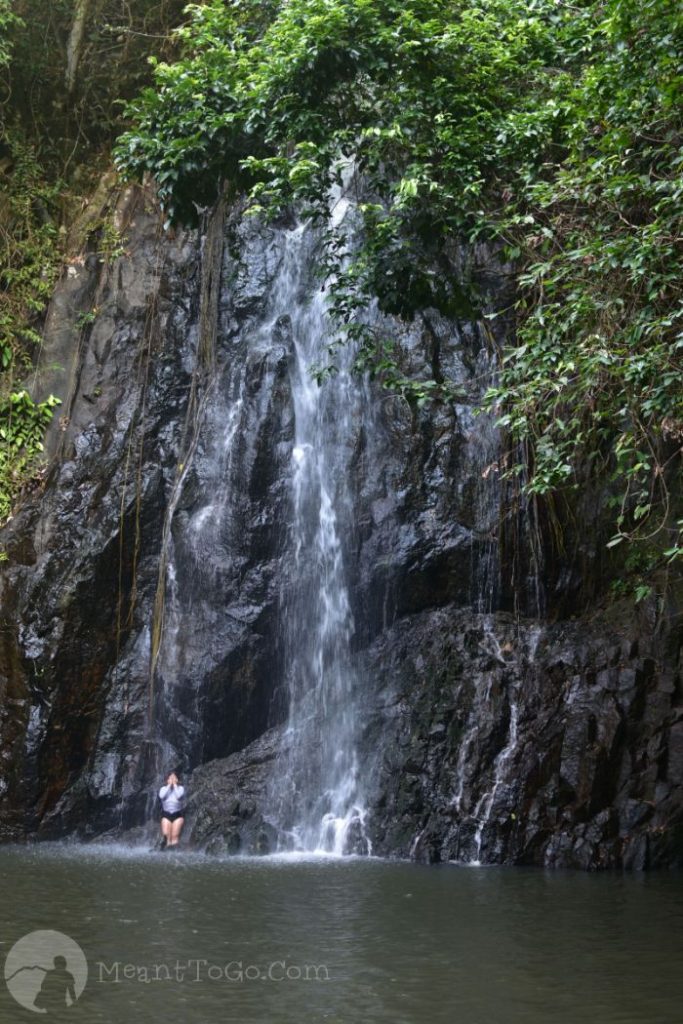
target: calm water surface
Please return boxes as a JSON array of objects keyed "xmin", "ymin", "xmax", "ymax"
[{"xmin": 0, "ymin": 844, "xmax": 681, "ymax": 1023}]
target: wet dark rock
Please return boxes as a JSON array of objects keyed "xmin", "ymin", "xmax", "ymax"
[
  {"xmin": 0, "ymin": 180, "xmax": 681, "ymax": 869},
  {"xmin": 358, "ymin": 607, "xmax": 682, "ymax": 868},
  {"xmin": 187, "ymin": 727, "xmax": 282, "ymax": 855}
]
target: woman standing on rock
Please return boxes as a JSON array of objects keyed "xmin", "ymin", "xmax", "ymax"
[{"xmin": 159, "ymin": 771, "xmax": 186, "ymax": 850}]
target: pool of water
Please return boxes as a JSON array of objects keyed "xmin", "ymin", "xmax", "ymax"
[{"xmin": 0, "ymin": 844, "xmax": 681, "ymax": 1023}]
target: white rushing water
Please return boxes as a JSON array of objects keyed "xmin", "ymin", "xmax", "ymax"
[
  {"xmin": 470, "ymin": 687, "xmax": 519, "ymax": 865},
  {"xmin": 150, "ymin": 199, "xmax": 370, "ymax": 854},
  {"xmin": 465, "ymin": 623, "xmax": 541, "ymax": 864},
  {"xmin": 269, "ymin": 221, "xmax": 370, "ymax": 854}
]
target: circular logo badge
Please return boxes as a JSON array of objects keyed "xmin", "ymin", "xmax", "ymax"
[{"xmin": 4, "ymin": 930, "xmax": 88, "ymax": 1014}]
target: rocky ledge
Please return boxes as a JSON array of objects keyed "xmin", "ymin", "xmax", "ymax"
[{"xmin": 182, "ymin": 603, "xmax": 683, "ymax": 870}]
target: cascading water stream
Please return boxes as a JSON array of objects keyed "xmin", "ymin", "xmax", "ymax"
[
  {"xmin": 470, "ymin": 686, "xmax": 519, "ymax": 864},
  {"xmin": 267, "ymin": 221, "xmax": 371, "ymax": 855},
  {"xmin": 149, "ymin": 183, "xmax": 526, "ymax": 864},
  {"xmin": 145, "ymin": 200, "xmax": 531, "ymax": 865},
  {"xmin": 147, "ymin": 198, "xmax": 370, "ymax": 854},
  {"xmin": 465, "ymin": 624, "xmax": 542, "ymax": 864},
  {"xmin": 149, "ymin": 197, "xmax": 370, "ymax": 847}
]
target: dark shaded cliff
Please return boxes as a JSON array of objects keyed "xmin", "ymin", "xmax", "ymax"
[{"xmin": 1, "ymin": 182, "xmax": 681, "ymax": 867}]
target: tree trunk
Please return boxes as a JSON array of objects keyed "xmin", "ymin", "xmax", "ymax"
[{"xmin": 65, "ymin": 0, "xmax": 92, "ymax": 95}]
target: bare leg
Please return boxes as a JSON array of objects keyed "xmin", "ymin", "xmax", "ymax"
[
  {"xmin": 169, "ymin": 817, "xmax": 184, "ymax": 846},
  {"xmin": 161, "ymin": 818, "xmax": 171, "ymax": 845}
]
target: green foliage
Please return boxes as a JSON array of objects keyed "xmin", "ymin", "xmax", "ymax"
[
  {"xmin": 0, "ymin": 390, "xmax": 61, "ymax": 520},
  {"xmin": 7, "ymin": 0, "xmax": 188, "ymax": 173},
  {"xmin": 116, "ymin": 0, "xmax": 683, "ymax": 572},
  {"xmin": 115, "ymin": 0, "xmax": 563, "ymax": 386},
  {"xmin": 0, "ymin": 135, "xmax": 64, "ymax": 518},
  {"xmin": 0, "ymin": 1, "xmax": 187, "ymax": 524},
  {"xmin": 0, "ymin": 137, "xmax": 63, "ymax": 364},
  {"xmin": 0, "ymin": 1, "xmax": 21, "ymax": 69},
  {"xmin": 95, "ymin": 219, "xmax": 126, "ymax": 263},
  {"xmin": 75, "ymin": 308, "xmax": 99, "ymax": 329},
  {"xmin": 117, "ymin": 0, "xmax": 557, "ymax": 238},
  {"xmin": 485, "ymin": 0, "xmax": 683, "ymax": 564}
]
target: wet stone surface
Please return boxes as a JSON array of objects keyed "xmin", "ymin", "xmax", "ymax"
[{"xmin": 0, "ymin": 183, "xmax": 681, "ymax": 868}]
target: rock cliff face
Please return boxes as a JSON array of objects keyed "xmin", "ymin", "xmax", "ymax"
[
  {"xmin": 0, "ymin": 181, "xmax": 681, "ymax": 867},
  {"xmin": 363, "ymin": 607, "xmax": 683, "ymax": 869}
]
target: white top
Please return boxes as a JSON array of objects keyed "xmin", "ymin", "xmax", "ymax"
[{"xmin": 159, "ymin": 783, "xmax": 185, "ymax": 814}]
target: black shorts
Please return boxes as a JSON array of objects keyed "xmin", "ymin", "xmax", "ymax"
[{"xmin": 161, "ymin": 810, "xmax": 184, "ymax": 823}]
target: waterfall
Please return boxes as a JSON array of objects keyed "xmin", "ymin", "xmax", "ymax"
[
  {"xmin": 146, "ymin": 200, "xmax": 371, "ymax": 853},
  {"xmin": 267, "ymin": 221, "xmax": 371, "ymax": 855},
  {"xmin": 143, "ymin": 198, "xmax": 528, "ymax": 863}
]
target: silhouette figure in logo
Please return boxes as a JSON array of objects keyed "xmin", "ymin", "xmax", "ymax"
[{"xmin": 33, "ymin": 955, "xmax": 76, "ymax": 1012}]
